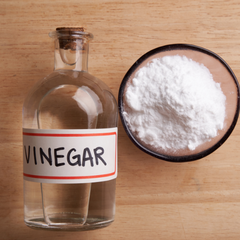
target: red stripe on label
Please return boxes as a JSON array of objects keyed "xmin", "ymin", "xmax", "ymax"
[
  {"xmin": 23, "ymin": 171, "xmax": 116, "ymax": 180},
  {"xmin": 23, "ymin": 132, "xmax": 117, "ymax": 137}
]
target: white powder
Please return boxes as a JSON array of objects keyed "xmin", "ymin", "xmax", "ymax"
[{"xmin": 123, "ymin": 55, "xmax": 226, "ymax": 152}]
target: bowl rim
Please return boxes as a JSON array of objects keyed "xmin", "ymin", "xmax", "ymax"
[{"xmin": 118, "ymin": 43, "xmax": 240, "ymax": 162}]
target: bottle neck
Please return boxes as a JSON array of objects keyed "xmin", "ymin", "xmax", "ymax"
[{"xmin": 54, "ymin": 38, "xmax": 89, "ymax": 72}]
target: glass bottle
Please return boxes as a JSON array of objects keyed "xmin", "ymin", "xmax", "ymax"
[{"xmin": 22, "ymin": 27, "xmax": 118, "ymax": 230}]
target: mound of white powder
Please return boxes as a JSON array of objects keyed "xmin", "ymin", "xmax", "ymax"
[{"xmin": 123, "ymin": 55, "xmax": 226, "ymax": 151}]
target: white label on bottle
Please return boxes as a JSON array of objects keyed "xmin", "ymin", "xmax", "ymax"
[{"xmin": 23, "ymin": 128, "xmax": 117, "ymax": 184}]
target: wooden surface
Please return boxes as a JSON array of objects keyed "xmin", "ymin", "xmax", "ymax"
[{"xmin": 1, "ymin": 0, "xmax": 240, "ymax": 239}]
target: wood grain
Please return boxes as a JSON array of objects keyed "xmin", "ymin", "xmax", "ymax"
[{"xmin": 1, "ymin": 0, "xmax": 240, "ymax": 239}]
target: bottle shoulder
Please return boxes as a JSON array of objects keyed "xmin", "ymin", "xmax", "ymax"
[
  {"xmin": 29, "ymin": 70, "xmax": 107, "ymax": 90},
  {"xmin": 23, "ymin": 70, "xmax": 118, "ymax": 116},
  {"xmin": 22, "ymin": 70, "xmax": 118, "ymax": 129},
  {"xmin": 24, "ymin": 70, "xmax": 115, "ymax": 104}
]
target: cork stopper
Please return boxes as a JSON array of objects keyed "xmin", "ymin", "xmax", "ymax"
[
  {"xmin": 53, "ymin": 27, "xmax": 93, "ymax": 50},
  {"xmin": 56, "ymin": 27, "xmax": 86, "ymax": 34}
]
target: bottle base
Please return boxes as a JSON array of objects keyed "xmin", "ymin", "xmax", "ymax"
[{"xmin": 24, "ymin": 217, "xmax": 114, "ymax": 231}]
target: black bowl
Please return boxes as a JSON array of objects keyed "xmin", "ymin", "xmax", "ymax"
[{"xmin": 118, "ymin": 44, "xmax": 240, "ymax": 162}]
